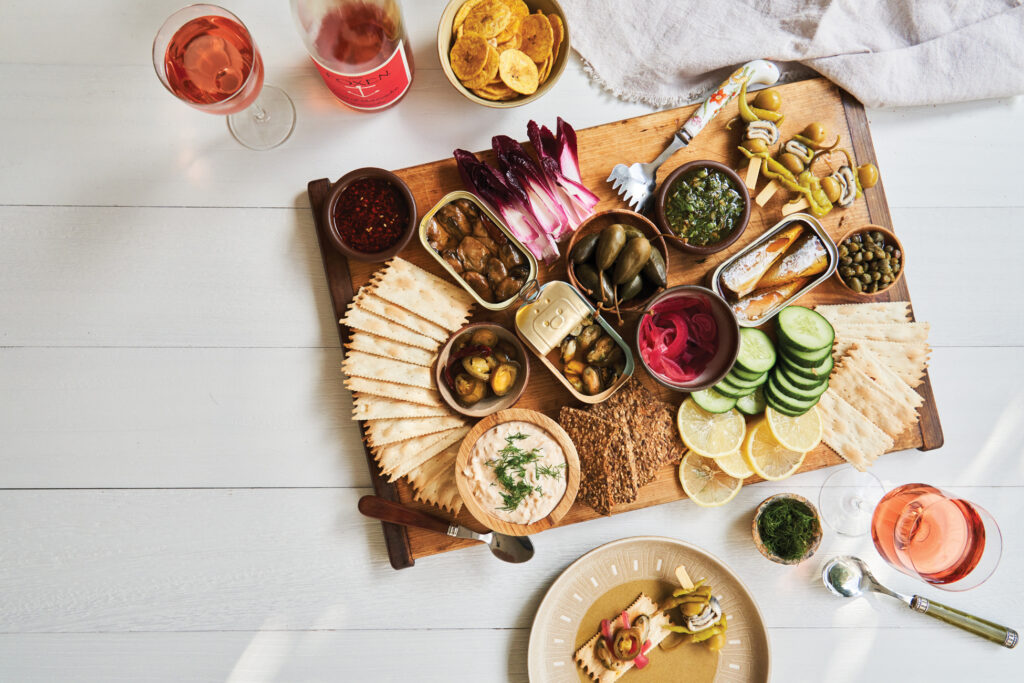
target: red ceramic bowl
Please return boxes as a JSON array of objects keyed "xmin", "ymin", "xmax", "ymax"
[
  {"xmin": 635, "ymin": 285, "xmax": 740, "ymax": 392},
  {"xmin": 322, "ymin": 167, "xmax": 417, "ymax": 262},
  {"xmin": 654, "ymin": 160, "xmax": 751, "ymax": 256}
]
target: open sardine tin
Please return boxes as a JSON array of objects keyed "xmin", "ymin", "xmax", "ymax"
[
  {"xmin": 710, "ymin": 213, "xmax": 838, "ymax": 327},
  {"xmin": 419, "ymin": 190, "xmax": 539, "ymax": 311},
  {"xmin": 514, "ymin": 281, "xmax": 635, "ymax": 404}
]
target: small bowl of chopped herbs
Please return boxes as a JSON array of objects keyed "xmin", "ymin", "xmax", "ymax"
[
  {"xmin": 654, "ymin": 161, "xmax": 750, "ymax": 256},
  {"xmin": 751, "ymin": 493, "xmax": 823, "ymax": 565}
]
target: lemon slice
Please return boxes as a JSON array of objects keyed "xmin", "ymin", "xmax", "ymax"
[
  {"xmin": 765, "ymin": 406, "xmax": 823, "ymax": 452},
  {"xmin": 676, "ymin": 397, "xmax": 746, "ymax": 459},
  {"xmin": 716, "ymin": 450, "xmax": 754, "ymax": 479},
  {"xmin": 742, "ymin": 419, "xmax": 806, "ymax": 481},
  {"xmin": 679, "ymin": 451, "xmax": 743, "ymax": 507}
]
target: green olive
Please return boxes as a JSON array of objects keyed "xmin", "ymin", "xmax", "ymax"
[
  {"xmin": 857, "ymin": 164, "xmax": 879, "ymax": 189},
  {"xmin": 681, "ymin": 602, "xmax": 704, "ymax": 617},
  {"xmin": 820, "ymin": 176, "xmax": 841, "ymax": 203},
  {"xmin": 801, "ymin": 122, "xmax": 827, "ymax": 144},
  {"xmin": 753, "ymin": 88, "xmax": 782, "ymax": 112},
  {"xmin": 741, "ymin": 138, "xmax": 768, "ymax": 154},
  {"xmin": 779, "ymin": 152, "xmax": 804, "ymax": 175}
]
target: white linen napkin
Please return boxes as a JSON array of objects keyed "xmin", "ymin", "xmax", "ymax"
[{"xmin": 559, "ymin": 0, "xmax": 1024, "ymax": 107}]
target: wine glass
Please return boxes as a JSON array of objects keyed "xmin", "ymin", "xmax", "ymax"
[
  {"xmin": 818, "ymin": 466, "xmax": 885, "ymax": 536},
  {"xmin": 153, "ymin": 4, "xmax": 295, "ymax": 150},
  {"xmin": 871, "ymin": 483, "xmax": 1002, "ymax": 591}
]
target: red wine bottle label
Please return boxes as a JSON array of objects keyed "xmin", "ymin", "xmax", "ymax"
[{"xmin": 312, "ymin": 41, "xmax": 412, "ymax": 110}]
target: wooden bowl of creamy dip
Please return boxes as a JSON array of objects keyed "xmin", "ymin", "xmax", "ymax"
[{"xmin": 455, "ymin": 408, "xmax": 579, "ymax": 536}]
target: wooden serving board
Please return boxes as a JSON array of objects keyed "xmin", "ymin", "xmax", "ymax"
[{"xmin": 308, "ymin": 78, "xmax": 943, "ymax": 570}]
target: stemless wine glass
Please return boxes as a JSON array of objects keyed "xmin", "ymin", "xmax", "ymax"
[
  {"xmin": 153, "ymin": 4, "xmax": 295, "ymax": 150},
  {"xmin": 871, "ymin": 483, "xmax": 1002, "ymax": 591},
  {"xmin": 818, "ymin": 466, "xmax": 885, "ymax": 536}
]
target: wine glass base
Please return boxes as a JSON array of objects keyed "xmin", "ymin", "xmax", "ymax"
[
  {"xmin": 227, "ymin": 85, "xmax": 295, "ymax": 151},
  {"xmin": 819, "ymin": 467, "xmax": 885, "ymax": 537}
]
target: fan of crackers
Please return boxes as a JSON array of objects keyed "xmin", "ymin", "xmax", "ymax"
[{"xmin": 448, "ymin": 0, "xmax": 564, "ymax": 101}]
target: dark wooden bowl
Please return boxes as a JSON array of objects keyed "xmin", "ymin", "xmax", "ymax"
[
  {"xmin": 752, "ymin": 493, "xmax": 823, "ymax": 566},
  {"xmin": 834, "ymin": 224, "xmax": 905, "ymax": 297},
  {"xmin": 653, "ymin": 160, "xmax": 751, "ymax": 256},
  {"xmin": 635, "ymin": 285, "xmax": 740, "ymax": 392},
  {"xmin": 434, "ymin": 322, "xmax": 530, "ymax": 418},
  {"xmin": 565, "ymin": 209, "xmax": 669, "ymax": 315},
  {"xmin": 322, "ymin": 167, "xmax": 417, "ymax": 262}
]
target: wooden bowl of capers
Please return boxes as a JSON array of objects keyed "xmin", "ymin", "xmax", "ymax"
[{"xmin": 834, "ymin": 225, "xmax": 905, "ymax": 296}]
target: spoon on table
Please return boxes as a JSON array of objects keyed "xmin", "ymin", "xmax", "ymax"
[
  {"xmin": 822, "ymin": 555, "xmax": 1018, "ymax": 649},
  {"xmin": 357, "ymin": 495, "xmax": 534, "ymax": 564}
]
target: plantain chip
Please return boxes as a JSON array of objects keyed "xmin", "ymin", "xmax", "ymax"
[
  {"xmin": 452, "ymin": 0, "xmax": 482, "ymax": 37},
  {"xmin": 494, "ymin": 16, "xmax": 520, "ymax": 44},
  {"xmin": 500, "ymin": 0, "xmax": 530, "ymax": 19},
  {"xmin": 449, "ymin": 34, "xmax": 490, "ymax": 81},
  {"xmin": 538, "ymin": 55, "xmax": 553, "ymax": 84},
  {"xmin": 548, "ymin": 13, "xmax": 564, "ymax": 59},
  {"xmin": 463, "ymin": 0, "xmax": 512, "ymax": 38},
  {"xmin": 498, "ymin": 49, "xmax": 539, "ymax": 94},
  {"xmin": 518, "ymin": 13, "xmax": 553, "ymax": 63},
  {"xmin": 461, "ymin": 45, "xmax": 501, "ymax": 89},
  {"xmin": 473, "ymin": 82, "xmax": 518, "ymax": 101}
]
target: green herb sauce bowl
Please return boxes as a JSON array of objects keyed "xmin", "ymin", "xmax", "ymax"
[
  {"xmin": 653, "ymin": 160, "xmax": 750, "ymax": 256},
  {"xmin": 751, "ymin": 492, "xmax": 823, "ymax": 565}
]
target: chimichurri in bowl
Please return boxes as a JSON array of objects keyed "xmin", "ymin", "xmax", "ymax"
[{"xmin": 654, "ymin": 161, "xmax": 750, "ymax": 255}]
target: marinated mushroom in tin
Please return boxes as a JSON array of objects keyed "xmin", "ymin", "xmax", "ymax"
[
  {"xmin": 557, "ymin": 315, "xmax": 626, "ymax": 396},
  {"xmin": 425, "ymin": 198, "xmax": 529, "ymax": 303},
  {"xmin": 443, "ymin": 327, "xmax": 522, "ymax": 406}
]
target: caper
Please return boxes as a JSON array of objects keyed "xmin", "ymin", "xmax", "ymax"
[
  {"xmin": 840, "ymin": 266, "xmax": 854, "ymax": 278},
  {"xmin": 885, "ymin": 244, "xmax": 894, "ymax": 253},
  {"xmin": 848, "ymin": 242, "xmax": 860, "ymax": 253},
  {"xmin": 863, "ymin": 250, "xmax": 874, "ymax": 261},
  {"xmin": 872, "ymin": 231, "xmax": 884, "ymax": 242},
  {"xmin": 854, "ymin": 264, "xmax": 864, "ymax": 275},
  {"xmin": 838, "ymin": 245, "xmax": 849, "ymax": 257},
  {"xmin": 840, "ymin": 256, "xmax": 852, "ymax": 267},
  {"xmin": 753, "ymin": 88, "xmax": 782, "ymax": 111},
  {"xmin": 860, "ymin": 273, "xmax": 872, "ymax": 285},
  {"xmin": 853, "ymin": 252, "xmax": 863, "ymax": 263},
  {"xmin": 894, "ymin": 249, "xmax": 902, "ymax": 259},
  {"xmin": 872, "ymin": 271, "xmax": 881, "ymax": 282},
  {"xmin": 867, "ymin": 282, "xmax": 878, "ymax": 293},
  {"xmin": 881, "ymin": 274, "xmax": 892, "ymax": 284},
  {"xmin": 848, "ymin": 277, "xmax": 863, "ymax": 292},
  {"xmin": 801, "ymin": 122, "xmax": 827, "ymax": 144}
]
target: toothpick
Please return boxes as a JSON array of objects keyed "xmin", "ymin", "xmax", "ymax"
[
  {"xmin": 744, "ymin": 159, "xmax": 761, "ymax": 190},
  {"xmin": 781, "ymin": 198, "xmax": 809, "ymax": 216},
  {"xmin": 755, "ymin": 180, "xmax": 780, "ymax": 206}
]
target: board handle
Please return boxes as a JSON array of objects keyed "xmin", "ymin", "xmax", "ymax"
[
  {"xmin": 358, "ymin": 495, "xmax": 453, "ymax": 536},
  {"xmin": 678, "ymin": 60, "xmax": 780, "ymax": 143}
]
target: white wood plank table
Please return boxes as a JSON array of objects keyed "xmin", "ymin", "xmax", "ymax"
[{"xmin": 1, "ymin": 2, "xmax": 1021, "ymax": 680}]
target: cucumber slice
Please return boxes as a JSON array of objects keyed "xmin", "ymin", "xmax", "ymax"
[
  {"xmin": 771, "ymin": 367, "xmax": 830, "ymax": 400},
  {"xmin": 713, "ymin": 377, "xmax": 759, "ymax": 398},
  {"xmin": 729, "ymin": 364, "xmax": 763, "ymax": 382},
  {"xmin": 736, "ymin": 387, "xmax": 767, "ymax": 415},
  {"xmin": 780, "ymin": 343, "xmax": 832, "ymax": 367},
  {"xmin": 722, "ymin": 370, "xmax": 767, "ymax": 390},
  {"xmin": 735, "ymin": 328, "xmax": 776, "ymax": 374},
  {"xmin": 764, "ymin": 393, "xmax": 806, "ymax": 417},
  {"xmin": 779, "ymin": 353, "xmax": 833, "ymax": 381},
  {"xmin": 778, "ymin": 364, "xmax": 829, "ymax": 390},
  {"xmin": 776, "ymin": 306, "xmax": 835, "ymax": 352},
  {"xmin": 765, "ymin": 377, "xmax": 820, "ymax": 414},
  {"xmin": 690, "ymin": 388, "xmax": 738, "ymax": 414}
]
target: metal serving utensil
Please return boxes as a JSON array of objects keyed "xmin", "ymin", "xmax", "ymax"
[
  {"xmin": 822, "ymin": 555, "xmax": 1017, "ymax": 648},
  {"xmin": 607, "ymin": 59, "xmax": 780, "ymax": 213},
  {"xmin": 357, "ymin": 495, "xmax": 534, "ymax": 564}
]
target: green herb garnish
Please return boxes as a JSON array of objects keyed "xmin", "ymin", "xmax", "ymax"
[
  {"xmin": 664, "ymin": 167, "xmax": 744, "ymax": 246},
  {"xmin": 757, "ymin": 498, "xmax": 820, "ymax": 561},
  {"xmin": 485, "ymin": 432, "xmax": 564, "ymax": 513}
]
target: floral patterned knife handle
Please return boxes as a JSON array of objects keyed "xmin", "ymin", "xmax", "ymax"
[{"xmin": 678, "ymin": 60, "xmax": 781, "ymax": 144}]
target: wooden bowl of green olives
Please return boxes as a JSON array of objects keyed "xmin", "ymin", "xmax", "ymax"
[
  {"xmin": 434, "ymin": 323, "xmax": 529, "ymax": 418},
  {"xmin": 834, "ymin": 225, "xmax": 905, "ymax": 296},
  {"xmin": 565, "ymin": 209, "xmax": 669, "ymax": 317}
]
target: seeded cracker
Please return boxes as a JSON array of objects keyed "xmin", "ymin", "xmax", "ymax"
[
  {"xmin": 352, "ymin": 394, "xmax": 450, "ymax": 420},
  {"xmin": 373, "ymin": 258, "xmax": 474, "ymax": 332},
  {"xmin": 560, "ymin": 407, "xmax": 637, "ymax": 507},
  {"xmin": 559, "ymin": 407, "xmax": 614, "ymax": 515}
]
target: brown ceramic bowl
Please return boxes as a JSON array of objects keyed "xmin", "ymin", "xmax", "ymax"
[
  {"xmin": 322, "ymin": 167, "xmax": 417, "ymax": 262},
  {"xmin": 565, "ymin": 209, "xmax": 669, "ymax": 315},
  {"xmin": 455, "ymin": 408, "xmax": 579, "ymax": 536},
  {"xmin": 635, "ymin": 285, "xmax": 740, "ymax": 392},
  {"xmin": 834, "ymin": 224, "xmax": 906, "ymax": 297},
  {"xmin": 434, "ymin": 322, "xmax": 530, "ymax": 418},
  {"xmin": 654, "ymin": 160, "xmax": 751, "ymax": 256},
  {"xmin": 437, "ymin": 0, "xmax": 569, "ymax": 108},
  {"xmin": 752, "ymin": 493, "xmax": 823, "ymax": 566}
]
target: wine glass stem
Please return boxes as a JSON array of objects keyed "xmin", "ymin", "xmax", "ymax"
[{"xmin": 252, "ymin": 101, "xmax": 269, "ymax": 123}]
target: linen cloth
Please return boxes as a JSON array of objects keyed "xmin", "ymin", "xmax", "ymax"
[{"xmin": 559, "ymin": 0, "xmax": 1024, "ymax": 107}]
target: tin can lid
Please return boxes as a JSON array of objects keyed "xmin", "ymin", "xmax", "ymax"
[{"xmin": 515, "ymin": 281, "xmax": 592, "ymax": 355}]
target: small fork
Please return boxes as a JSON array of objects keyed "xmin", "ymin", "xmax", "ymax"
[{"xmin": 608, "ymin": 60, "xmax": 781, "ymax": 213}]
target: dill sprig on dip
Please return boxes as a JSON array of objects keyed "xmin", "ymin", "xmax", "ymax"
[
  {"xmin": 486, "ymin": 432, "xmax": 565, "ymax": 512},
  {"xmin": 756, "ymin": 497, "xmax": 820, "ymax": 561}
]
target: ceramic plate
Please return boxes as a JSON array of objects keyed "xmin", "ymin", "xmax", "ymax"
[{"xmin": 528, "ymin": 536, "xmax": 770, "ymax": 682}]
